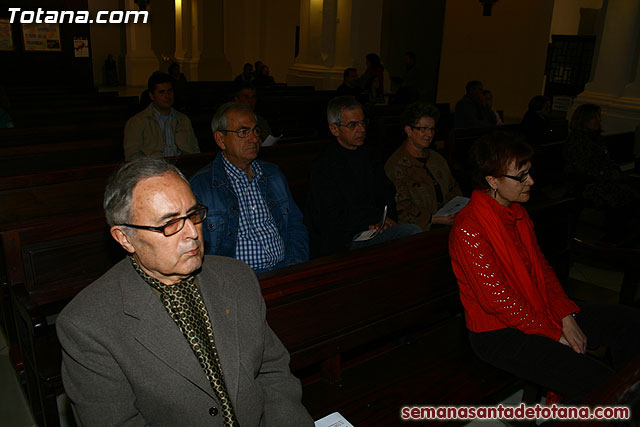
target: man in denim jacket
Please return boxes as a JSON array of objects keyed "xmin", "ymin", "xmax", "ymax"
[{"xmin": 190, "ymin": 103, "xmax": 309, "ymax": 273}]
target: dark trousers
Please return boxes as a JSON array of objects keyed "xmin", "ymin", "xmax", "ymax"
[{"xmin": 469, "ymin": 302, "xmax": 640, "ymax": 403}]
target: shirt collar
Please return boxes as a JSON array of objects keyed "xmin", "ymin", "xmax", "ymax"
[
  {"xmin": 152, "ymin": 104, "xmax": 174, "ymax": 120},
  {"xmin": 221, "ymin": 154, "xmax": 261, "ymax": 182}
]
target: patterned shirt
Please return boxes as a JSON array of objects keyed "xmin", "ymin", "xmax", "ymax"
[
  {"xmin": 222, "ymin": 155, "xmax": 285, "ymax": 270},
  {"xmin": 152, "ymin": 105, "xmax": 181, "ymax": 157}
]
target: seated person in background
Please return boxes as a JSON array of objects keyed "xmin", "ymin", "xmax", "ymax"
[
  {"xmin": 254, "ymin": 61, "xmax": 264, "ymax": 79},
  {"xmin": 124, "ymin": 71, "xmax": 199, "ymax": 160},
  {"xmin": 454, "ymin": 80, "xmax": 497, "ymax": 128},
  {"xmin": 393, "ymin": 51, "xmax": 421, "ymax": 105},
  {"xmin": 305, "ymin": 96, "xmax": 421, "ymax": 257},
  {"xmin": 168, "ymin": 62, "xmax": 188, "ymax": 112},
  {"xmin": 233, "ymin": 83, "xmax": 272, "ymax": 141},
  {"xmin": 449, "ymin": 132, "xmax": 640, "ymax": 404},
  {"xmin": 482, "ymin": 90, "xmax": 503, "ymax": 125},
  {"xmin": 57, "ymin": 158, "xmax": 313, "ymax": 426},
  {"xmin": 521, "ymin": 95, "xmax": 552, "ymax": 145},
  {"xmin": 336, "ymin": 67, "xmax": 361, "ymax": 98},
  {"xmin": 254, "ymin": 64, "xmax": 276, "ymax": 87},
  {"xmin": 190, "ymin": 103, "xmax": 309, "ymax": 273},
  {"xmin": 234, "ymin": 62, "xmax": 254, "ymax": 84},
  {"xmin": 385, "ymin": 102, "xmax": 462, "ymax": 231},
  {"xmin": 564, "ymin": 103, "xmax": 640, "ymax": 246}
]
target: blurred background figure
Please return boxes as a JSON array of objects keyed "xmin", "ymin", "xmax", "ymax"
[
  {"xmin": 482, "ymin": 90, "xmax": 503, "ymax": 126},
  {"xmin": 521, "ymin": 95, "xmax": 552, "ymax": 145},
  {"xmin": 234, "ymin": 62, "xmax": 254, "ymax": 84}
]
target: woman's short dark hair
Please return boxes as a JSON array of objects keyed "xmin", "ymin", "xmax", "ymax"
[
  {"xmin": 366, "ymin": 53, "xmax": 382, "ymax": 69},
  {"xmin": 528, "ymin": 95, "xmax": 549, "ymax": 112},
  {"xmin": 570, "ymin": 103, "xmax": 601, "ymax": 132},
  {"xmin": 468, "ymin": 132, "xmax": 533, "ymax": 190},
  {"xmin": 402, "ymin": 102, "xmax": 440, "ymax": 136}
]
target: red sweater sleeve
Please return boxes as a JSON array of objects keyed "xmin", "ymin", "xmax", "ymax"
[{"xmin": 450, "ymin": 225, "xmax": 563, "ymax": 340}]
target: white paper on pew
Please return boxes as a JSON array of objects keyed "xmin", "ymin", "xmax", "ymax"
[
  {"xmin": 434, "ymin": 196, "xmax": 470, "ymax": 218},
  {"xmin": 261, "ymin": 134, "xmax": 283, "ymax": 146},
  {"xmin": 352, "ymin": 205, "xmax": 387, "ymax": 242},
  {"xmin": 314, "ymin": 412, "xmax": 354, "ymax": 427}
]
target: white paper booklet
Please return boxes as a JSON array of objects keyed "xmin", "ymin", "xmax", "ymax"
[
  {"xmin": 314, "ymin": 412, "xmax": 355, "ymax": 427},
  {"xmin": 352, "ymin": 205, "xmax": 387, "ymax": 242},
  {"xmin": 434, "ymin": 196, "xmax": 470, "ymax": 217},
  {"xmin": 261, "ymin": 134, "xmax": 283, "ymax": 146}
]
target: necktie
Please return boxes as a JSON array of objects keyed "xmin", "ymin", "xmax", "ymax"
[{"xmin": 130, "ymin": 257, "xmax": 239, "ymax": 426}]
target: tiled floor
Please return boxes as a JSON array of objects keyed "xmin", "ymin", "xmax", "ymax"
[{"xmin": 0, "ymin": 331, "xmax": 36, "ymax": 427}]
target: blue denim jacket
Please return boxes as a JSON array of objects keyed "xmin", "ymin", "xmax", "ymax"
[{"xmin": 189, "ymin": 154, "xmax": 309, "ymax": 273}]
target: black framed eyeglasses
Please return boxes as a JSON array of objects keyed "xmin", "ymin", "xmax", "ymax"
[
  {"xmin": 335, "ymin": 118, "xmax": 369, "ymax": 130},
  {"xmin": 411, "ymin": 125, "xmax": 437, "ymax": 133},
  {"xmin": 120, "ymin": 205, "xmax": 208, "ymax": 237},
  {"xmin": 219, "ymin": 126, "xmax": 262, "ymax": 138},
  {"xmin": 502, "ymin": 169, "xmax": 532, "ymax": 184}
]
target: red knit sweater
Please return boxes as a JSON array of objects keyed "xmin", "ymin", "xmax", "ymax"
[{"xmin": 449, "ymin": 191, "xmax": 579, "ymax": 340}]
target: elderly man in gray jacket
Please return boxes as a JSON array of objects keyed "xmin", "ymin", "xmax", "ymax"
[{"xmin": 56, "ymin": 158, "xmax": 313, "ymax": 426}]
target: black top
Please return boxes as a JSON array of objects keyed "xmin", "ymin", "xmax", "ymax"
[{"xmin": 305, "ymin": 141, "xmax": 397, "ymax": 257}]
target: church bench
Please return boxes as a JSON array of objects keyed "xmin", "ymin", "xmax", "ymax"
[
  {"xmin": 7, "ymin": 220, "xmax": 521, "ymax": 426},
  {"xmin": 2, "ymin": 211, "xmax": 122, "ymax": 426},
  {"xmin": 10, "ymin": 102, "xmax": 138, "ymax": 128},
  {"xmin": 259, "ymin": 229, "xmax": 523, "ymax": 424},
  {"xmin": 0, "ymin": 138, "xmax": 330, "ymax": 224},
  {"xmin": 0, "ymin": 138, "xmax": 125, "ymax": 177},
  {"xmin": 0, "ymin": 139, "xmax": 329, "ymax": 357},
  {"xmin": 0, "ymin": 121, "xmax": 126, "ymax": 147}
]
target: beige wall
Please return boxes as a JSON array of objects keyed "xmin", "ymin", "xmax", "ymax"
[
  {"xmin": 437, "ymin": 0, "xmax": 554, "ymax": 122},
  {"xmin": 549, "ymin": 0, "xmax": 603, "ymax": 40},
  {"xmin": 225, "ymin": 0, "xmax": 299, "ymax": 83},
  {"xmin": 88, "ymin": 0, "xmax": 126, "ymax": 86}
]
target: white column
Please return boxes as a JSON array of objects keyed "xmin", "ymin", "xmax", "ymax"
[
  {"xmin": 174, "ymin": 0, "xmax": 201, "ymax": 80},
  {"xmin": 124, "ymin": 0, "xmax": 159, "ymax": 86},
  {"xmin": 287, "ymin": 0, "xmax": 383, "ymax": 90},
  {"xmin": 572, "ymin": 0, "xmax": 640, "ymax": 134},
  {"xmin": 196, "ymin": 0, "xmax": 232, "ymax": 80}
]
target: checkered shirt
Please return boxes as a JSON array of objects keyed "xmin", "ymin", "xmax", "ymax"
[{"xmin": 222, "ymin": 155, "xmax": 285, "ymax": 270}]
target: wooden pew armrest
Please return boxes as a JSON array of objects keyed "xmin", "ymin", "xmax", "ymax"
[{"xmin": 10, "ymin": 283, "xmax": 49, "ymax": 338}]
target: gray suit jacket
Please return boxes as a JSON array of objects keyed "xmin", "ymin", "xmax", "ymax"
[{"xmin": 57, "ymin": 256, "xmax": 313, "ymax": 427}]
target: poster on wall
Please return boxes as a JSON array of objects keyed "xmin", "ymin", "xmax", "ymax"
[
  {"xmin": 74, "ymin": 37, "xmax": 89, "ymax": 57},
  {"xmin": 0, "ymin": 18, "xmax": 13, "ymax": 51},
  {"xmin": 22, "ymin": 23, "xmax": 61, "ymax": 52}
]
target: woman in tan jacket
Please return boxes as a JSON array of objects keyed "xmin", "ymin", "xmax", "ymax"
[{"xmin": 385, "ymin": 102, "xmax": 461, "ymax": 230}]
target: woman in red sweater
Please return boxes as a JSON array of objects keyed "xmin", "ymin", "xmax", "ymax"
[{"xmin": 449, "ymin": 132, "xmax": 640, "ymax": 403}]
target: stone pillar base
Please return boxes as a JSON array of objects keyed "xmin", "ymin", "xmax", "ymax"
[
  {"xmin": 572, "ymin": 91, "xmax": 640, "ymax": 135},
  {"xmin": 287, "ymin": 63, "xmax": 345, "ymax": 90},
  {"xmin": 197, "ymin": 56, "xmax": 232, "ymax": 81},
  {"xmin": 125, "ymin": 56, "xmax": 160, "ymax": 87}
]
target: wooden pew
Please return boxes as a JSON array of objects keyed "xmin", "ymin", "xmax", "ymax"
[
  {"xmin": 3, "ymin": 212, "xmax": 122, "ymax": 426},
  {"xmin": 6, "ymin": 218, "xmax": 522, "ymax": 426},
  {"xmin": 0, "ymin": 138, "xmax": 329, "ymax": 225},
  {"xmin": 0, "ymin": 139, "xmax": 329, "ymax": 354},
  {"xmin": 0, "ymin": 121, "xmax": 126, "ymax": 147},
  {"xmin": 0, "ymin": 138, "xmax": 125, "ymax": 176},
  {"xmin": 259, "ymin": 230, "xmax": 521, "ymax": 424}
]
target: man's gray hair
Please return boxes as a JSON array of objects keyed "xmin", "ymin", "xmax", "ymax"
[
  {"xmin": 211, "ymin": 102, "xmax": 257, "ymax": 134},
  {"xmin": 327, "ymin": 96, "xmax": 362, "ymax": 125},
  {"xmin": 104, "ymin": 158, "xmax": 187, "ymax": 227}
]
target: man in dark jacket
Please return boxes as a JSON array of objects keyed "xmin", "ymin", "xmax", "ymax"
[{"xmin": 305, "ymin": 96, "xmax": 420, "ymax": 257}]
